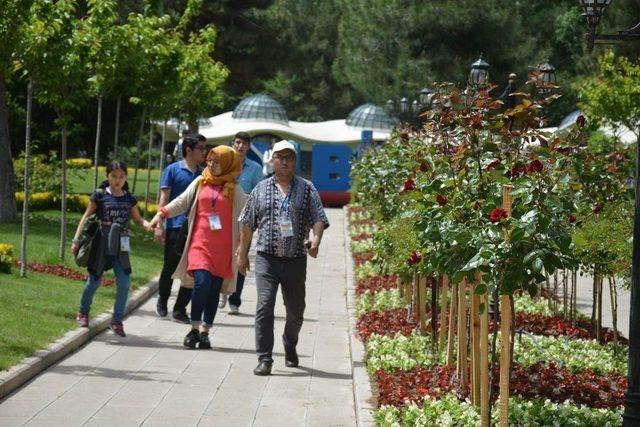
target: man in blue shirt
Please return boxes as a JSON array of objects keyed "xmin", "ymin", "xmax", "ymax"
[
  {"xmin": 155, "ymin": 134, "xmax": 206, "ymax": 322},
  {"xmin": 218, "ymin": 131, "xmax": 263, "ymax": 314}
]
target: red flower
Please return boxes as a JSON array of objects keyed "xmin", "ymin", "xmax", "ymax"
[
  {"xmin": 526, "ymin": 159, "xmax": 543, "ymax": 173},
  {"xmin": 593, "ymin": 205, "xmax": 603, "ymax": 214},
  {"xmin": 568, "ymin": 215, "xmax": 577, "ymax": 223},
  {"xmin": 576, "ymin": 115, "xmax": 586, "ymax": 128},
  {"xmin": 419, "ymin": 162, "xmax": 429, "ymax": 172},
  {"xmin": 489, "ymin": 208, "xmax": 508, "ymax": 223},
  {"xmin": 509, "ymin": 164, "xmax": 527, "ymax": 178},
  {"xmin": 486, "ymin": 159, "xmax": 501, "ymax": 170},
  {"xmin": 436, "ymin": 195, "xmax": 447, "ymax": 206},
  {"xmin": 406, "ymin": 251, "xmax": 422, "ymax": 267},
  {"xmin": 400, "ymin": 132, "xmax": 410, "ymax": 142},
  {"xmin": 403, "ymin": 178, "xmax": 415, "ymax": 192}
]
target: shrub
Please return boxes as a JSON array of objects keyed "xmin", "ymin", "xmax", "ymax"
[
  {"xmin": 13, "ymin": 152, "xmax": 71, "ymax": 195},
  {"xmin": 66, "ymin": 158, "xmax": 92, "ymax": 169},
  {"xmin": 0, "ymin": 244, "xmax": 14, "ymax": 274}
]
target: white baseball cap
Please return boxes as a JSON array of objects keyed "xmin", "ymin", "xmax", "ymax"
[{"xmin": 272, "ymin": 140, "xmax": 297, "ymax": 156}]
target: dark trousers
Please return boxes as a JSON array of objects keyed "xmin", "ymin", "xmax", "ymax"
[
  {"xmin": 254, "ymin": 252, "xmax": 306, "ymax": 362},
  {"xmin": 158, "ymin": 227, "xmax": 192, "ymax": 314},
  {"xmin": 228, "ymin": 273, "xmax": 245, "ymax": 307},
  {"xmin": 190, "ymin": 270, "xmax": 223, "ymax": 327}
]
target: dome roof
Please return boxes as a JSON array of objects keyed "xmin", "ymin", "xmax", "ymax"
[
  {"xmin": 345, "ymin": 103, "xmax": 397, "ymax": 130},
  {"xmin": 232, "ymin": 93, "xmax": 289, "ymax": 124}
]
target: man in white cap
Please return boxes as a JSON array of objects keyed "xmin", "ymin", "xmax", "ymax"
[{"xmin": 237, "ymin": 140, "xmax": 329, "ymax": 376}]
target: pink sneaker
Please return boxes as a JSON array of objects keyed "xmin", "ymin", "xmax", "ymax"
[
  {"xmin": 76, "ymin": 312, "xmax": 89, "ymax": 327},
  {"xmin": 109, "ymin": 321, "xmax": 126, "ymax": 337}
]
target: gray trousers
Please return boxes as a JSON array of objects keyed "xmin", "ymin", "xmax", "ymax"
[{"xmin": 255, "ymin": 252, "xmax": 307, "ymax": 362}]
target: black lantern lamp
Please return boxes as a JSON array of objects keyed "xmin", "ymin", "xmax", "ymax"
[
  {"xmin": 469, "ymin": 54, "xmax": 490, "ymax": 88},
  {"xmin": 385, "ymin": 99, "xmax": 394, "ymax": 114},
  {"xmin": 411, "ymin": 100, "xmax": 421, "ymax": 115},
  {"xmin": 419, "ymin": 87, "xmax": 433, "ymax": 108},
  {"xmin": 578, "ymin": 0, "xmax": 640, "ymax": 51},
  {"xmin": 536, "ymin": 60, "xmax": 557, "ymax": 95},
  {"xmin": 400, "ymin": 97, "xmax": 410, "ymax": 113}
]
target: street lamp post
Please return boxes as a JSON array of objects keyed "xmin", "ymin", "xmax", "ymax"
[
  {"xmin": 386, "ymin": 88, "xmax": 433, "ymax": 128},
  {"xmin": 577, "ymin": 1, "xmax": 640, "ymax": 424}
]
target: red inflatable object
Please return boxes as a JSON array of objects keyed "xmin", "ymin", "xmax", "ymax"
[{"xmin": 319, "ymin": 191, "xmax": 351, "ymax": 207}]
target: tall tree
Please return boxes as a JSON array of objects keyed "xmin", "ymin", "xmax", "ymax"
[
  {"xmin": 17, "ymin": 0, "xmax": 89, "ymax": 260},
  {"xmin": 0, "ymin": 1, "xmax": 30, "ymax": 223}
]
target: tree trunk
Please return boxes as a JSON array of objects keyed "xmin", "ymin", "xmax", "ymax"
[
  {"xmin": 20, "ymin": 81, "xmax": 33, "ymax": 277},
  {"xmin": 132, "ymin": 107, "xmax": 146, "ymax": 194},
  {"xmin": 113, "ymin": 94, "xmax": 121, "ymax": 158},
  {"xmin": 157, "ymin": 119, "xmax": 167, "ymax": 203},
  {"xmin": 93, "ymin": 95, "xmax": 104, "ymax": 189},
  {"xmin": 144, "ymin": 125, "xmax": 153, "ymax": 218},
  {"xmin": 0, "ymin": 74, "xmax": 17, "ymax": 223},
  {"xmin": 187, "ymin": 118, "xmax": 198, "ymax": 133},
  {"xmin": 59, "ymin": 123, "xmax": 68, "ymax": 261}
]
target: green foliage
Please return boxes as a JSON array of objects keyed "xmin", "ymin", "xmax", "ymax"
[
  {"xmin": 374, "ymin": 394, "xmax": 623, "ymax": 427},
  {"xmin": 13, "ymin": 151, "xmax": 68, "ymax": 195},
  {"xmin": 356, "ymin": 289, "xmax": 406, "ymax": 317},
  {"xmin": 573, "ymin": 200, "xmax": 632, "ymax": 284},
  {"xmin": 365, "ymin": 331, "xmax": 439, "ymax": 376},
  {"xmin": 0, "ymin": 243, "xmax": 14, "ymax": 273},
  {"xmin": 577, "ymin": 51, "xmax": 640, "ymax": 140}
]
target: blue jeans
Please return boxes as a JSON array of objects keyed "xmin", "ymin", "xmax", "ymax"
[
  {"xmin": 191, "ymin": 270, "xmax": 223, "ymax": 327},
  {"xmin": 79, "ymin": 256, "xmax": 131, "ymax": 322}
]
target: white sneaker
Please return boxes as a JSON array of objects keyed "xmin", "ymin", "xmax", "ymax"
[
  {"xmin": 218, "ymin": 294, "xmax": 227, "ymax": 309},
  {"xmin": 229, "ymin": 304, "xmax": 239, "ymax": 315}
]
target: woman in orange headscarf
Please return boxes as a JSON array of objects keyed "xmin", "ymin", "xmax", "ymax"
[{"xmin": 148, "ymin": 145, "xmax": 247, "ymax": 349}]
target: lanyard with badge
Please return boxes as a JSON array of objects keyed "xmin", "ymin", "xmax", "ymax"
[
  {"xmin": 279, "ymin": 180, "xmax": 294, "ymax": 238},
  {"xmin": 208, "ymin": 185, "xmax": 223, "ymax": 231}
]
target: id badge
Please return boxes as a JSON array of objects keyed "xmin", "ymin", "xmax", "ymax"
[
  {"xmin": 279, "ymin": 217, "xmax": 294, "ymax": 237},
  {"xmin": 209, "ymin": 213, "xmax": 222, "ymax": 231},
  {"xmin": 120, "ymin": 236, "xmax": 130, "ymax": 252}
]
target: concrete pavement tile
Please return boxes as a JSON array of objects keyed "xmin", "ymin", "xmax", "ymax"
[
  {"xmin": 0, "ymin": 398, "xmax": 49, "ymax": 418},
  {"xmin": 141, "ymin": 415, "xmax": 200, "ymax": 427},
  {"xmin": 0, "ymin": 416, "xmax": 30, "ymax": 427}
]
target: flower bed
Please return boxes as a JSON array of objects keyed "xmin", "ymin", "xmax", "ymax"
[
  {"xmin": 356, "ymin": 275, "xmax": 398, "ymax": 296},
  {"xmin": 356, "ymin": 308, "xmax": 417, "ymax": 341},
  {"xmin": 13, "ymin": 260, "xmax": 115, "ymax": 286},
  {"xmin": 356, "ymin": 289, "xmax": 406, "ymax": 317}
]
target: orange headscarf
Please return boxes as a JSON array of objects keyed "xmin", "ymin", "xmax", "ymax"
[{"xmin": 200, "ymin": 145, "xmax": 242, "ymax": 199}]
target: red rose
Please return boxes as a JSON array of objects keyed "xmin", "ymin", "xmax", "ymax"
[
  {"xmin": 509, "ymin": 164, "xmax": 526, "ymax": 178},
  {"xmin": 489, "ymin": 208, "xmax": 508, "ymax": 223},
  {"xmin": 419, "ymin": 162, "xmax": 429, "ymax": 172},
  {"xmin": 576, "ymin": 115, "xmax": 586, "ymax": 128},
  {"xmin": 406, "ymin": 251, "xmax": 422, "ymax": 267},
  {"xmin": 568, "ymin": 215, "xmax": 577, "ymax": 223},
  {"xmin": 593, "ymin": 205, "xmax": 603, "ymax": 214},
  {"xmin": 487, "ymin": 159, "xmax": 501, "ymax": 170},
  {"xmin": 400, "ymin": 132, "xmax": 409, "ymax": 142},
  {"xmin": 436, "ymin": 194, "xmax": 447, "ymax": 206},
  {"xmin": 403, "ymin": 178, "xmax": 415, "ymax": 192},
  {"xmin": 526, "ymin": 159, "xmax": 543, "ymax": 173}
]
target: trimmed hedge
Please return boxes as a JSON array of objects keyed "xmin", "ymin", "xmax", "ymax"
[
  {"xmin": 0, "ymin": 243, "xmax": 14, "ymax": 274},
  {"xmin": 66, "ymin": 158, "xmax": 92, "ymax": 169},
  {"xmin": 15, "ymin": 192, "xmax": 158, "ymax": 216}
]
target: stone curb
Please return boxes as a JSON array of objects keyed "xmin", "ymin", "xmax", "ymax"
[
  {"xmin": 343, "ymin": 207, "xmax": 376, "ymax": 427},
  {"xmin": 0, "ymin": 276, "xmax": 159, "ymax": 401}
]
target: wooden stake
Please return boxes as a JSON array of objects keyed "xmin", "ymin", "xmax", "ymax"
[
  {"xmin": 446, "ymin": 282, "xmax": 458, "ymax": 366},
  {"xmin": 457, "ymin": 279, "xmax": 468, "ymax": 390},
  {"xmin": 478, "ymin": 273, "xmax": 490, "ymax": 427},
  {"xmin": 419, "ymin": 276, "xmax": 428, "ymax": 333},
  {"xmin": 471, "ymin": 289, "xmax": 481, "ymax": 407},
  {"xmin": 499, "ymin": 184, "xmax": 513, "ymax": 427},
  {"xmin": 438, "ymin": 276, "xmax": 450, "ymax": 352}
]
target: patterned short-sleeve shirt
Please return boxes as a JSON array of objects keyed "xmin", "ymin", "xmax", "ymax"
[{"xmin": 238, "ymin": 176, "xmax": 329, "ymax": 258}]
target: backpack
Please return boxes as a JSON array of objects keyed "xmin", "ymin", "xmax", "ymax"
[{"xmin": 74, "ymin": 189, "xmax": 103, "ymax": 267}]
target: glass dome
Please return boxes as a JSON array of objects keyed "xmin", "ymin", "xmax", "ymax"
[
  {"xmin": 345, "ymin": 103, "xmax": 397, "ymax": 130},
  {"xmin": 232, "ymin": 93, "xmax": 289, "ymax": 125}
]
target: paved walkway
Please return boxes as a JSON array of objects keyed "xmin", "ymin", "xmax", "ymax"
[{"xmin": 0, "ymin": 209, "xmax": 358, "ymax": 427}]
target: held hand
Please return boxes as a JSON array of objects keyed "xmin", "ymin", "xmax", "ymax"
[
  {"xmin": 237, "ymin": 253, "xmax": 250, "ymax": 275},
  {"xmin": 147, "ymin": 214, "xmax": 162, "ymax": 232},
  {"xmin": 142, "ymin": 220, "xmax": 151, "ymax": 230},
  {"xmin": 154, "ymin": 226, "xmax": 165, "ymax": 244}
]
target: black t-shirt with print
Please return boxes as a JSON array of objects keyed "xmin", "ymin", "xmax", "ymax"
[{"xmin": 91, "ymin": 189, "xmax": 137, "ymax": 227}]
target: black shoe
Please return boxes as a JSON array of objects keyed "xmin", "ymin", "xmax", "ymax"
[
  {"xmin": 198, "ymin": 332, "xmax": 211, "ymax": 349},
  {"xmin": 183, "ymin": 329, "xmax": 200, "ymax": 349},
  {"xmin": 284, "ymin": 346, "xmax": 298, "ymax": 367},
  {"xmin": 172, "ymin": 311, "xmax": 190, "ymax": 324},
  {"xmin": 253, "ymin": 360, "xmax": 273, "ymax": 376},
  {"xmin": 156, "ymin": 301, "xmax": 168, "ymax": 317}
]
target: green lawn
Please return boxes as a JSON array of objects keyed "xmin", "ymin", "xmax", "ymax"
[
  {"xmin": 70, "ymin": 167, "xmax": 162, "ymax": 198},
  {"xmin": 0, "ymin": 212, "xmax": 164, "ymax": 370}
]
